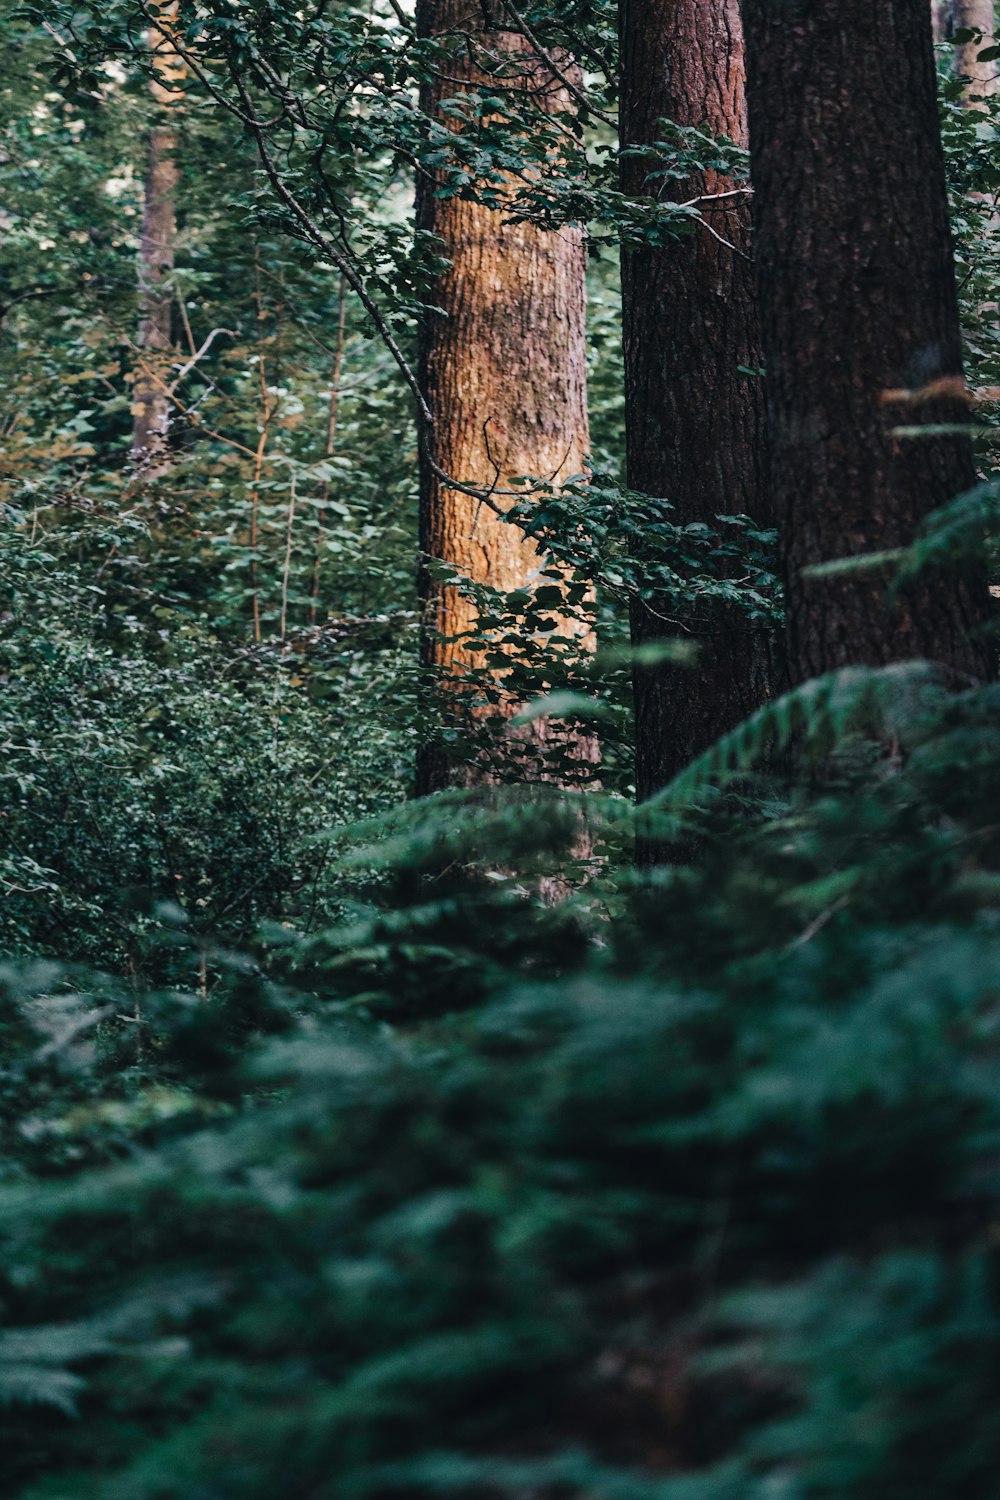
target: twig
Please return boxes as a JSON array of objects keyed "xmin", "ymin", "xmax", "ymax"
[
  {"xmin": 232, "ymin": 68, "xmax": 435, "ymax": 429},
  {"xmin": 678, "ymin": 186, "xmax": 753, "ymax": 209},
  {"xmin": 469, "ymin": 415, "xmax": 504, "ymax": 536},
  {"xmin": 175, "ymin": 292, "xmax": 198, "ymax": 357},
  {"xmin": 697, "ymin": 216, "xmax": 750, "ymax": 260},
  {"xmin": 789, "ymin": 896, "xmax": 850, "ymax": 950},
  {"xmin": 500, "ymin": 0, "xmax": 617, "ymax": 128},
  {"xmin": 0, "ymin": 288, "xmax": 56, "ymax": 327},
  {"xmin": 128, "ymin": 354, "xmax": 260, "ymax": 459},
  {"xmin": 42, "ymin": 19, "xmax": 77, "ymax": 61},
  {"xmin": 169, "ymin": 327, "xmax": 237, "ymax": 392}
]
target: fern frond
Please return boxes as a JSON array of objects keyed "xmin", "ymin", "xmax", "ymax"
[
  {"xmin": 0, "ymin": 1364, "xmax": 86, "ymax": 1418},
  {"xmin": 900, "ymin": 476, "xmax": 1000, "ymax": 579},
  {"xmin": 795, "ymin": 479, "xmax": 1000, "ymax": 590},
  {"xmin": 372, "ymin": 1448, "xmax": 746, "ymax": 1499},
  {"xmin": 644, "ymin": 662, "xmax": 940, "ymax": 818},
  {"xmin": 320, "ymin": 786, "xmax": 630, "ymax": 873},
  {"xmin": 804, "ymin": 549, "xmax": 906, "ymax": 580},
  {"xmin": 0, "ymin": 1323, "xmax": 114, "ymax": 1417}
]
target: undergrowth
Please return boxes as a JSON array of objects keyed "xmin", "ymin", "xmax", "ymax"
[{"xmin": 3, "ymin": 654, "xmax": 1000, "ymax": 1498}]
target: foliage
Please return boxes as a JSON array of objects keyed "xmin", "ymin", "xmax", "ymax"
[
  {"xmin": 0, "ymin": 515, "xmax": 412, "ymax": 971},
  {"xmin": 3, "ymin": 664, "xmax": 1000, "ymax": 1497},
  {"xmin": 941, "ymin": 57, "xmax": 1000, "ymax": 477}
]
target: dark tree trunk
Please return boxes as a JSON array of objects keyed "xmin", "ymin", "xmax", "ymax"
[
  {"xmin": 415, "ymin": 0, "xmax": 595, "ymax": 794},
  {"xmin": 620, "ymin": 0, "xmax": 771, "ymax": 806},
  {"xmin": 742, "ymin": 0, "xmax": 996, "ymax": 686}
]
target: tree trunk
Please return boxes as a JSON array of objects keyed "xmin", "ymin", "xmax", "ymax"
[
  {"xmin": 414, "ymin": 0, "xmax": 595, "ymax": 795},
  {"xmin": 955, "ymin": 0, "xmax": 997, "ymax": 98},
  {"xmin": 310, "ymin": 276, "xmax": 348, "ymax": 627},
  {"xmin": 620, "ymin": 0, "xmax": 771, "ymax": 806},
  {"xmin": 741, "ymin": 0, "xmax": 995, "ymax": 686},
  {"xmin": 133, "ymin": 5, "xmax": 184, "ymax": 470},
  {"xmin": 933, "ymin": 0, "xmax": 953, "ymax": 42}
]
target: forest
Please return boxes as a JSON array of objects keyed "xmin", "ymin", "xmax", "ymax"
[{"xmin": 3, "ymin": 0, "xmax": 1000, "ymax": 1494}]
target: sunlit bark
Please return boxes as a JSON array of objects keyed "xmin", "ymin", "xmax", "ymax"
[{"xmin": 415, "ymin": 0, "xmax": 595, "ymax": 792}]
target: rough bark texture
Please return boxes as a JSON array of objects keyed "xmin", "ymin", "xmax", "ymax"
[
  {"xmin": 955, "ymin": 0, "xmax": 997, "ymax": 97},
  {"xmin": 742, "ymin": 0, "xmax": 995, "ymax": 686},
  {"xmin": 620, "ymin": 0, "xmax": 771, "ymax": 805},
  {"xmin": 133, "ymin": 9, "xmax": 184, "ymax": 469},
  {"xmin": 415, "ymin": 0, "xmax": 595, "ymax": 793}
]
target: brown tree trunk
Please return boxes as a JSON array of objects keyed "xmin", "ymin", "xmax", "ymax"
[
  {"xmin": 955, "ymin": 0, "xmax": 997, "ymax": 97},
  {"xmin": 742, "ymin": 0, "xmax": 995, "ymax": 686},
  {"xmin": 620, "ymin": 0, "xmax": 771, "ymax": 806},
  {"xmin": 415, "ymin": 0, "xmax": 595, "ymax": 795},
  {"xmin": 133, "ymin": 5, "xmax": 185, "ymax": 470}
]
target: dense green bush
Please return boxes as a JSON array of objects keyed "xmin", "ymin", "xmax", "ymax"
[{"xmin": 0, "ymin": 521, "xmax": 412, "ymax": 971}]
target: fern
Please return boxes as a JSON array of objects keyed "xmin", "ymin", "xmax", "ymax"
[
  {"xmin": 900, "ymin": 475, "xmax": 1000, "ymax": 578},
  {"xmin": 789, "ymin": 477, "xmax": 1000, "ymax": 592},
  {"xmin": 321, "ymin": 783, "xmax": 630, "ymax": 875},
  {"xmin": 0, "ymin": 1324, "xmax": 112, "ymax": 1417},
  {"xmin": 643, "ymin": 662, "xmax": 940, "ymax": 820}
]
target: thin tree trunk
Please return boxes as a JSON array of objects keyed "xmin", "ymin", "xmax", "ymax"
[
  {"xmin": 742, "ymin": 0, "xmax": 995, "ymax": 687},
  {"xmin": 247, "ymin": 249, "xmax": 280, "ymax": 644},
  {"xmin": 955, "ymin": 0, "xmax": 997, "ymax": 97},
  {"xmin": 415, "ymin": 0, "xmax": 596, "ymax": 795},
  {"xmin": 280, "ymin": 470, "xmax": 297, "ymax": 643},
  {"xmin": 620, "ymin": 0, "xmax": 770, "ymax": 808},
  {"xmin": 310, "ymin": 276, "xmax": 348, "ymax": 627},
  {"xmin": 249, "ymin": 353, "xmax": 271, "ymax": 647},
  {"xmin": 133, "ymin": 3, "xmax": 184, "ymax": 470}
]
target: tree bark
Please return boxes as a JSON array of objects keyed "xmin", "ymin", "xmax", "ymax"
[
  {"xmin": 955, "ymin": 0, "xmax": 997, "ymax": 98},
  {"xmin": 133, "ymin": 4, "xmax": 185, "ymax": 470},
  {"xmin": 620, "ymin": 0, "xmax": 771, "ymax": 805},
  {"xmin": 741, "ymin": 0, "xmax": 995, "ymax": 686},
  {"xmin": 932, "ymin": 0, "xmax": 953, "ymax": 42},
  {"xmin": 415, "ymin": 0, "xmax": 595, "ymax": 793}
]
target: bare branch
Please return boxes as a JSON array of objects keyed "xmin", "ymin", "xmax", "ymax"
[
  {"xmin": 168, "ymin": 328, "xmax": 237, "ymax": 392},
  {"xmin": 500, "ymin": 0, "xmax": 617, "ymax": 129},
  {"xmin": 678, "ymin": 186, "xmax": 753, "ymax": 209}
]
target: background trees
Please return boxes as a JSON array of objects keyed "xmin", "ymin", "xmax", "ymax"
[{"xmin": 131, "ymin": 1, "xmax": 184, "ymax": 467}]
